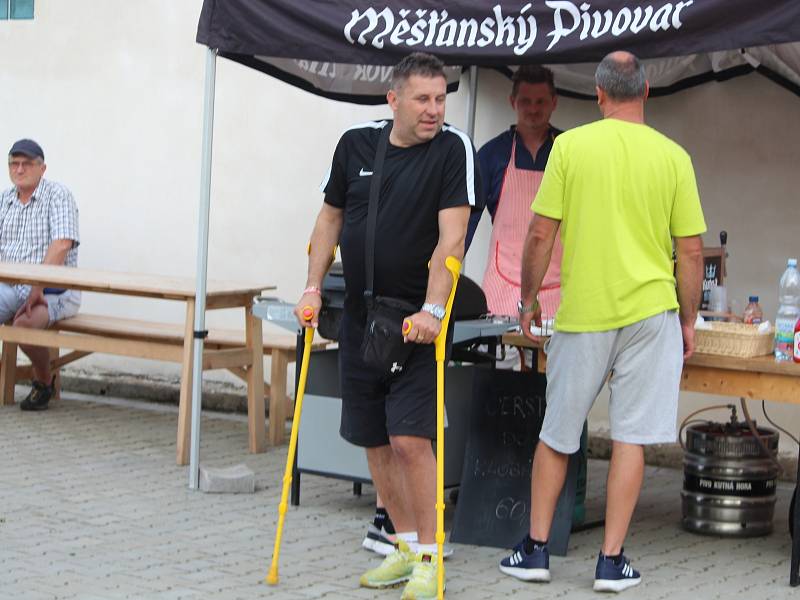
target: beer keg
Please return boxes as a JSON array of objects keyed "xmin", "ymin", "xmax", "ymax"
[{"xmin": 681, "ymin": 421, "xmax": 779, "ymax": 537}]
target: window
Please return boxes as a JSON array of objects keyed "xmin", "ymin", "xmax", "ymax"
[{"xmin": 0, "ymin": 0, "xmax": 34, "ymax": 20}]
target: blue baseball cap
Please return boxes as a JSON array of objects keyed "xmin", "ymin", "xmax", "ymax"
[{"xmin": 9, "ymin": 139, "xmax": 44, "ymax": 161}]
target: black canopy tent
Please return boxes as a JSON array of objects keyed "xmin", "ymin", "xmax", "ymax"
[
  {"xmin": 197, "ymin": 1, "xmax": 800, "ymax": 103},
  {"xmin": 186, "ymin": 1, "xmax": 800, "ymax": 488}
]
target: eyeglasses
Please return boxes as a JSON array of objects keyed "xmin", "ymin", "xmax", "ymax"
[{"xmin": 8, "ymin": 159, "xmax": 40, "ymax": 170}]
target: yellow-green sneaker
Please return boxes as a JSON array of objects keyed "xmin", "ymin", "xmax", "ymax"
[
  {"xmin": 401, "ymin": 554, "xmax": 445, "ymax": 600},
  {"xmin": 359, "ymin": 540, "xmax": 416, "ymax": 588}
]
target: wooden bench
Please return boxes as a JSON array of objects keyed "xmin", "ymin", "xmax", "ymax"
[
  {"xmin": 1, "ymin": 314, "xmax": 330, "ymax": 454},
  {"xmin": 0, "ymin": 263, "xmax": 282, "ymax": 466}
]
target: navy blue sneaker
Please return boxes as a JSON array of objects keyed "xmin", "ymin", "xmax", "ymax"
[
  {"xmin": 499, "ymin": 540, "xmax": 550, "ymax": 582},
  {"xmin": 593, "ymin": 551, "xmax": 641, "ymax": 592}
]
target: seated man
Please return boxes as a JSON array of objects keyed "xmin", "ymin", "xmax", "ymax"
[{"xmin": 1, "ymin": 139, "xmax": 80, "ymax": 411}]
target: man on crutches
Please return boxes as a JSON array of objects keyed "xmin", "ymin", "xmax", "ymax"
[{"xmin": 293, "ymin": 52, "xmax": 482, "ymax": 599}]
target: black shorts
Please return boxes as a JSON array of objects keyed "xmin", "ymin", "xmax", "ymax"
[{"xmin": 338, "ymin": 310, "xmax": 438, "ymax": 447}]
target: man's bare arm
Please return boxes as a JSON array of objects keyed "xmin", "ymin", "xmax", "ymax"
[
  {"xmin": 42, "ymin": 239, "xmax": 74, "ymax": 266},
  {"xmin": 426, "ymin": 206, "xmax": 470, "ymax": 305},
  {"xmin": 305, "ymin": 204, "xmax": 343, "ymax": 289},
  {"xmin": 675, "ymin": 236, "xmax": 704, "ymax": 324},
  {"xmin": 520, "ymin": 214, "xmax": 560, "ymax": 306},
  {"xmin": 519, "ymin": 214, "xmax": 560, "ymax": 340},
  {"xmin": 675, "ymin": 235, "xmax": 704, "ymax": 359},
  {"xmin": 295, "ymin": 203, "xmax": 343, "ymax": 327},
  {"xmin": 404, "ymin": 206, "xmax": 470, "ymax": 344}
]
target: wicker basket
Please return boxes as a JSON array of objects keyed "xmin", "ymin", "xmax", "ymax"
[{"xmin": 694, "ymin": 322, "xmax": 774, "ymax": 358}]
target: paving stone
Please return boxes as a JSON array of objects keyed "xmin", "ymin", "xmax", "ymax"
[
  {"xmin": 198, "ymin": 463, "xmax": 255, "ymax": 494},
  {"xmin": 1, "ymin": 391, "xmax": 797, "ymax": 599}
]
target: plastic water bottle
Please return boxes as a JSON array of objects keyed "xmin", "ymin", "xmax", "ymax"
[
  {"xmin": 742, "ymin": 296, "xmax": 763, "ymax": 325},
  {"xmin": 775, "ymin": 259, "xmax": 800, "ymax": 361}
]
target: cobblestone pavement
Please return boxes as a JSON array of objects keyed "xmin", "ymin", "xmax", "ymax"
[{"xmin": 1, "ymin": 390, "xmax": 797, "ymax": 599}]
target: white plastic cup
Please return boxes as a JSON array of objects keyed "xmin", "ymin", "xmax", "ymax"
[{"xmin": 709, "ymin": 285, "xmax": 727, "ymax": 315}]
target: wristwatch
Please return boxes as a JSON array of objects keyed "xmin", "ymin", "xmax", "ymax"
[
  {"xmin": 517, "ymin": 298, "xmax": 539, "ymax": 314},
  {"xmin": 421, "ymin": 302, "xmax": 446, "ymax": 321}
]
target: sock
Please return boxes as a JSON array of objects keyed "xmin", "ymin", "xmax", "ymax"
[
  {"xmin": 523, "ymin": 535, "xmax": 548, "ymax": 554},
  {"xmin": 417, "ymin": 543, "xmax": 438, "ymax": 556},
  {"xmin": 602, "ymin": 551, "xmax": 624, "ymax": 565},
  {"xmin": 373, "ymin": 507, "xmax": 388, "ymax": 529},
  {"xmin": 397, "ymin": 531, "xmax": 418, "ymax": 553},
  {"xmin": 383, "ymin": 514, "xmax": 396, "ymax": 535}
]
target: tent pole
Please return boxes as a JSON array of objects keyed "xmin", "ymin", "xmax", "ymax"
[
  {"xmin": 462, "ymin": 66, "xmax": 479, "ymax": 272},
  {"xmin": 466, "ymin": 66, "xmax": 479, "ymax": 139},
  {"xmin": 189, "ymin": 46, "xmax": 217, "ymax": 490}
]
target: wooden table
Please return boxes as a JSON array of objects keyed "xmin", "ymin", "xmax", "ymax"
[
  {"xmin": 504, "ymin": 333, "xmax": 800, "ymax": 386},
  {"xmin": 0, "ymin": 262, "xmax": 273, "ymax": 465},
  {"xmin": 504, "ymin": 331, "xmax": 800, "ymax": 584}
]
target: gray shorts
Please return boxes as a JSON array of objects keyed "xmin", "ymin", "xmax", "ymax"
[
  {"xmin": 44, "ymin": 289, "xmax": 81, "ymax": 324},
  {"xmin": 0, "ymin": 283, "xmax": 81, "ymax": 325},
  {"xmin": 539, "ymin": 310, "xmax": 683, "ymax": 454}
]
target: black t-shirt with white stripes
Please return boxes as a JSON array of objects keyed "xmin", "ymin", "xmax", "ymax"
[{"xmin": 322, "ymin": 119, "xmax": 482, "ymax": 316}]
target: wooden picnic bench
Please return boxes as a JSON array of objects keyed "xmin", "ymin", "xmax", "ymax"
[{"xmin": 0, "ymin": 263, "xmax": 328, "ymax": 464}]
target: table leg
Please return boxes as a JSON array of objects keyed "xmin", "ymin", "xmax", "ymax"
[
  {"xmin": 291, "ymin": 456, "xmax": 301, "ymax": 506},
  {"xmin": 176, "ymin": 300, "xmax": 195, "ymax": 466},
  {"xmin": 0, "ymin": 342, "xmax": 18, "ymax": 405},
  {"xmin": 791, "ymin": 441, "xmax": 800, "ymax": 586},
  {"xmin": 268, "ymin": 349, "xmax": 289, "ymax": 445},
  {"xmin": 49, "ymin": 348, "xmax": 61, "ymax": 401},
  {"xmin": 246, "ymin": 305, "xmax": 266, "ymax": 453}
]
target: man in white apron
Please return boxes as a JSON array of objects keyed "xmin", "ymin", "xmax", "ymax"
[{"xmin": 466, "ymin": 66, "xmax": 563, "ymax": 363}]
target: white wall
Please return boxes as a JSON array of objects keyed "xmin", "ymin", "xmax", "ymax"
[{"xmin": 2, "ymin": 2, "xmax": 799, "ymax": 449}]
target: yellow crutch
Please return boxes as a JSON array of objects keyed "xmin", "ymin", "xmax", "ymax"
[
  {"xmin": 403, "ymin": 256, "xmax": 459, "ymax": 600},
  {"xmin": 435, "ymin": 256, "xmax": 461, "ymax": 600},
  {"xmin": 266, "ymin": 305, "xmax": 315, "ymax": 585}
]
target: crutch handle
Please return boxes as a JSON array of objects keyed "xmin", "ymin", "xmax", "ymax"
[
  {"xmin": 434, "ymin": 256, "xmax": 462, "ymax": 360},
  {"xmin": 402, "ymin": 318, "xmax": 413, "ymax": 336}
]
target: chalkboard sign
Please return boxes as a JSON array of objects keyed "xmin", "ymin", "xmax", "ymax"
[{"xmin": 450, "ymin": 368, "xmax": 580, "ymax": 556}]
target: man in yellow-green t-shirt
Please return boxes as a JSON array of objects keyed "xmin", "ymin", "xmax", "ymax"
[{"xmin": 500, "ymin": 52, "xmax": 706, "ymax": 593}]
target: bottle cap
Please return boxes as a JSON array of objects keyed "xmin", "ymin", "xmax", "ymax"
[
  {"xmin": 789, "ymin": 258, "xmax": 798, "ymax": 267},
  {"xmin": 749, "ymin": 296, "xmax": 758, "ymax": 303}
]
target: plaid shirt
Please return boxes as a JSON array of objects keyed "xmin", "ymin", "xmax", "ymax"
[{"xmin": 0, "ymin": 178, "xmax": 80, "ymax": 301}]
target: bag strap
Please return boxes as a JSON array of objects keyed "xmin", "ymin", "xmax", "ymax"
[{"xmin": 365, "ymin": 121, "xmax": 392, "ymax": 296}]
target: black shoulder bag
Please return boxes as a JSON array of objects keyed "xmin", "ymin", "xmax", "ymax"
[{"xmin": 359, "ymin": 121, "xmax": 419, "ymax": 375}]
